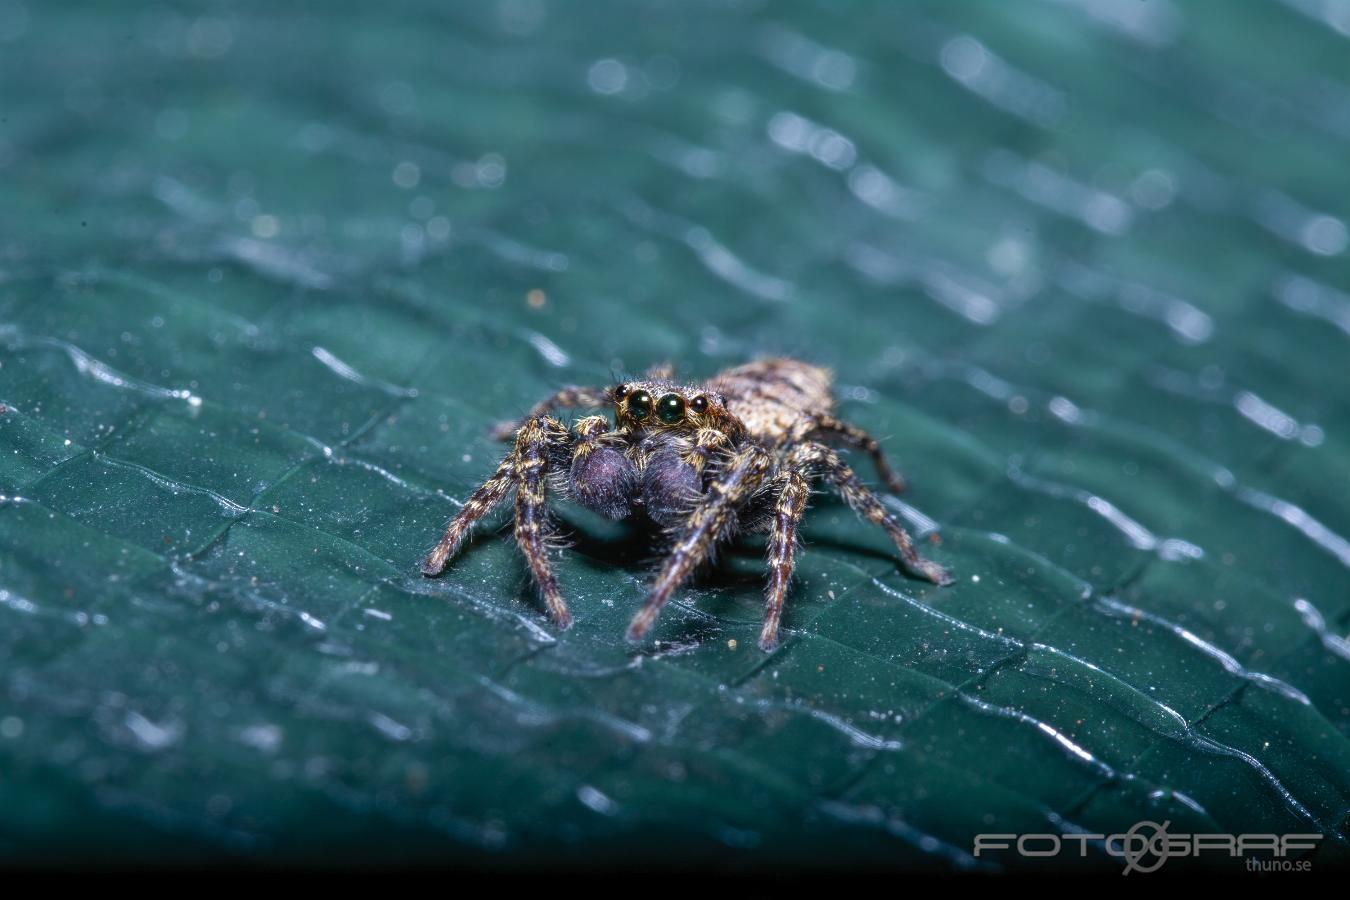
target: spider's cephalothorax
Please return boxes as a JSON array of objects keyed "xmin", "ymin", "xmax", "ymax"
[{"xmin": 421, "ymin": 358, "xmax": 952, "ymax": 651}]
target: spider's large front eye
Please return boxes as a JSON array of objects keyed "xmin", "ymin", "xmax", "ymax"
[
  {"xmin": 627, "ymin": 389, "xmax": 653, "ymax": 421},
  {"xmin": 655, "ymin": 393, "xmax": 686, "ymax": 425}
]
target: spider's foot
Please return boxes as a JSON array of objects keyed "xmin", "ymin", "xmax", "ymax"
[
  {"xmin": 757, "ymin": 627, "xmax": 782, "ymax": 653},
  {"xmin": 421, "ymin": 550, "xmax": 449, "ymax": 577},
  {"xmin": 916, "ymin": 560, "xmax": 955, "ymax": 587},
  {"xmin": 884, "ymin": 475, "xmax": 908, "ymax": 495},
  {"xmin": 540, "ymin": 591, "xmax": 574, "ymax": 631},
  {"xmin": 624, "ymin": 607, "xmax": 658, "ymax": 644}
]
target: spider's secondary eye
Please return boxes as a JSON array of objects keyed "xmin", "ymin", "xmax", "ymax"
[
  {"xmin": 627, "ymin": 390, "xmax": 653, "ymax": 420},
  {"xmin": 690, "ymin": 395, "xmax": 709, "ymax": 414},
  {"xmin": 655, "ymin": 393, "xmax": 686, "ymax": 424},
  {"xmin": 613, "ymin": 384, "xmax": 629, "ymax": 400}
]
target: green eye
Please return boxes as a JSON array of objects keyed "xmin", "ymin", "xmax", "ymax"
[
  {"xmin": 627, "ymin": 390, "xmax": 653, "ymax": 420},
  {"xmin": 656, "ymin": 393, "xmax": 686, "ymax": 424}
]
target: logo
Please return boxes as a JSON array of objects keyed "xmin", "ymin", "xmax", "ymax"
[{"xmin": 973, "ymin": 822, "xmax": 1321, "ymax": 874}]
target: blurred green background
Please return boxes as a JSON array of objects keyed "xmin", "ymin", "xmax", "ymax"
[{"xmin": 1, "ymin": 0, "xmax": 1349, "ymax": 870}]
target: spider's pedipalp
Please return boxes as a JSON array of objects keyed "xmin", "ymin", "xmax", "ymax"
[
  {"xmin": 638, "ymin": 426, "xmax": 733, "ymax": 527},
  {"xmin": 626, "ymin": 445, "xmax": 772, "ymax": 643},
  {"xmin": 569, "ymin": 416, "xmax": 636, "ymax": 520},
  {"xmin": 680, "ymin": 427, "xmax": 733, "ymax": 476},
  {"xmin": 641, "ymin": 447, "xmax": 701, "ymax": 527}
]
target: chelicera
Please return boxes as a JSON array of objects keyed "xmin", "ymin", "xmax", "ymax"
[{"xmin": 422, "ymin": 358, "xmax": 952, "ymax": 651}]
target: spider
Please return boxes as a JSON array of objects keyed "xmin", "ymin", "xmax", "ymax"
[{"xmin": 421, "ymin": 358, "xmax": 952, "ymax": 651}]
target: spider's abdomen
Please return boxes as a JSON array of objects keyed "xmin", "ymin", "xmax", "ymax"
[{"xmin": 709, "ymin": 358, "xmax": 834, "ymax": 446}]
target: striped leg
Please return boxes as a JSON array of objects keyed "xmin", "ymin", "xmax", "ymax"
[
  {"xmin": 789, "ymin": 442, "xmax": 951, "ymax": 586},
  {"xmin": 625, "ymin": 446, "xmax": 772, "ymax": 643},
  {"xmin": 422, "ymin": 457, "xmax": 516, "ymax": 576},
  {"xmin": 490, "ymin": 384, "xmax": 612, "ymax": 441},
  {"xmin": 513, "ymin": 417, "xmax": 573, "ymax": 628},
  {"xmin": 810, "ymin": 414, "xmax": 907, "ymax": 494},
  {"xmin": 424, "ymin": 416, "xmax": 576, "ymax": 627},
  {"xmin": 759, "ymin": 467, "xmax": 809, "ymax": 651}
]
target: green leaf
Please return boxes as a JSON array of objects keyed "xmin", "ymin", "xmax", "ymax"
[{"xmin": 2, "ymin": 0, "xmax": 1348, "ymax": 870}]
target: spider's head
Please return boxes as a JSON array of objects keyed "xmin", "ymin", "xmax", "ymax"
[{"xmin": 610, "ymin": 381, "xmax": 736, "ymax": 434}]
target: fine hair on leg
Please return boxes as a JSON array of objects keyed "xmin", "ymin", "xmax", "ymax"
[
  {"xmin": 422, "ymin": 456, "xmax": 516, "ymax": 576},
  {"xmin": 759, "ymin": 467, "xmax": 809, "ymax": 651},
  {"xmin": 512, "ymin": 417, "xmax": 573, "ymax": 628},
  {"xmin": 787, "ymin": 442, "xmax": 950, "ymax": 585},
  {"xmin": 626, "ymin": 446, "xmax": 772, "ymax": 642},
  {"xmin": 810, "ymin": 414, "xmax": 907, "ymax": 494},
  {"xmin": 424, "ymin": 416, "xmax": 578, "ymax": 627},
  {"xmin": 491, "ymin": 384, "xmax": 612, "ymax": 441}
]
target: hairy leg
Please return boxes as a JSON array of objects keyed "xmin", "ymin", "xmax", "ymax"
[
  {"xmin": 424, "ymin": 416, "xmax": 576, "ymax": 626},
  {"xmin": 513, "ymin": 417, "xmax": 573, "ymax": 628},
  {"xmin": 789, "ymin": 442, "xmax": 951, "ymax": 586},
  {"xmin": 809, "ymin": 414, "xmax": 907, "ymax": 494},
  {"xmin": 490, "ymin": 385, "xmax": 612, "ymax": 441},
  {"xmin": 422, "ymin": 456, "xmax": 516, "ymax": 576},
  {"xmin": 625, "ymin": 445, "xmax": 772, "ymax": 643},
  {"xmin": 759, "ymin": 467, "xmax": 809, "ymax": 651}
]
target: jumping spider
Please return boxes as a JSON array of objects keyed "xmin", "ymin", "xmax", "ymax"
[{"xmin": 421, "ymin": 358, "xmax": 952, "ymax": 651}]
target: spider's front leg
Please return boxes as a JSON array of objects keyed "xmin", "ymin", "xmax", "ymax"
[
  {"xmin": 422, "ymin": 415, "xmax": 578, "ymax": 628},
  {"xmin": 789, "ymin": 441, "xmax": 951, "ymax": 586},
  {"xmin": 625, "ymin": 445, "xmax": 772, "ymax": 643},
  {"xmin": 489, "ymin": 385, "xmax": 611, "ymax": 441},
  {"xmin": 421, "ymin": 456, "xmax": 516, "ymax": 577}
]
